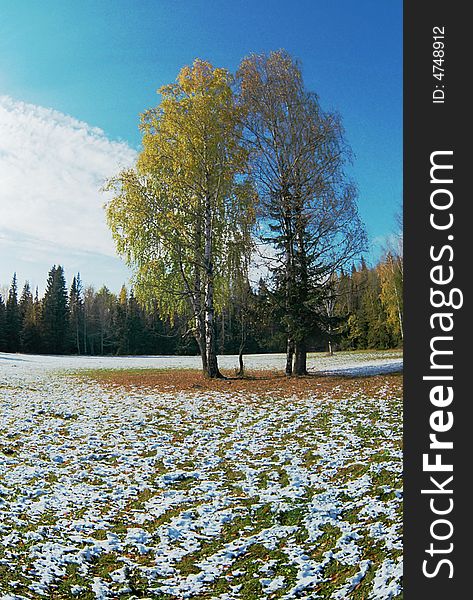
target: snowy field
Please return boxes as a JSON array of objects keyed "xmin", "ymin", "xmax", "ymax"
[
  {"xmin": 0, "ymin": 351, "xmax": 403, "ymax": 599},
  {"xmin": 0, "ymin": 351, "xmax": 403, "ymax": 381}
]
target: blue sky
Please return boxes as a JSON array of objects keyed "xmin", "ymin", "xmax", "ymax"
[{"xmin": 0, "ymin": 0, "xmax": 402, "ymax": 294}]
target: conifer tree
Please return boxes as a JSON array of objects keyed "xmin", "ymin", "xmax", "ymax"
[
  {"xmin": 83, "ymin": 285, "xmax": 96, "ymax": 354},
  {"xmin": 69, "ymin": 274, "xmax": 84, "ymax": 354},
  {"xmin": 0, "ymin": 294, "xmax": 6, "ymax": 352},
  {"xmin": 94, "ymin": 286, "xmax": 115, "ymax": 355},
  {"xmin": 126, "ymin": 290, "xmax": 145, "ymax": 355},
  {"xmin": 112, "ymin": 285, "xmax": 129, "ymax": 355},
  {"xmin": 41, "ymin": 266, "xmax": 69, "ymax": 354},
  {"xmin": 5, "ymin": 274, "xmax": 20, "ymax": 352},
  {"xmin": 19, "ymin": 282, "xmax": 32, "ymax": 321},
  {"xmin": 33, "ymin": 287, "xmax": 43, "ymax": 352},
  {"xmin": 19, "ymin": 282, "xmax": 40, "ymax": 353}
]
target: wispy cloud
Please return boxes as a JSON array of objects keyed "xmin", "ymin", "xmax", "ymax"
[{"xmin": 0, "ymin": 95, "xmax": 137, "ymax": 258}]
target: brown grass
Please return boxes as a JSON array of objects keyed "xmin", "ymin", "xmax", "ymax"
[{"xmin": 79, "ymin": 368, "xmax": 403, "ymax": 398}]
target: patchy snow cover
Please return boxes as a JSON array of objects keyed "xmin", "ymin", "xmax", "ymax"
[
  {"xmin": 0, "ymin": 351, "xmax": 402, "ymax": 598},
  {"xmin": 0, "ymin": 350, "xmax": 402, "ymax": 380}
]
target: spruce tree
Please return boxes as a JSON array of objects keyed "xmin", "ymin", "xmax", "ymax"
[
  {"xmin": 33, "ymin": 288, "xmax": 43, "ymax": 352},
  {"xmin": 126, "ymin": 291, "xmax": 145, "ymax": 355},
  {"xmin": 0, "ymin": 294, "xmax": 6, "ymax": 352},
  {"xmin": 5, "ymin": 274, "xmax": 20, "ymax": 352},
  {"xmin": 69, "ymin": 274, "xmax": 84, "ymax": 354},
  {"xmin": 113, "ymin": 285, "xmax": 129, "ymax": 355},
  {"xmin": 94, "ymin": 286, "xmax": 115, "ymax": 355},
  {"xmin": 19, "ymin": 282, "xmax": 40, "ymax": 353},
  {"xmin": 41, "ymin": 266, "xmax": 69, "ymax": 354},
  {"xmin": 19, "ymin": 282, "xmax": 33, "ymax": 323}
]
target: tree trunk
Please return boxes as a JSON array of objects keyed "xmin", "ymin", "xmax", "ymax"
[
  {"xmin": 284, "ymin": 206, "xmax": 295, "ymax": 378},
  {"xmin": 293, "ymin": 195, "xmax": 308, "ymax": 377},
  {"xmin": 294, "ymin": 339, "xmax": 307, "ymax": 375},
  {"xmin": 237, "ymin": 349, "xmax": 244, "ymax": 376},
  {"xmin": 192, "ymin": 283, "xmax": 206, "ymax": 373},
  {"xmin": 220, "ymin": 309, "xmax": 225, "ymax": 354},
  {"xmin": 204, "ymin": 294, "xmax": 220, "ymax": 378},
  {"xmin": 237, "ymin": 314, "xmax": 246, "ymax": 376},
  {"xmin": 328, "ymin": 323, "xmax": 334, "ymax": 356},
  {"xmin": 285, "ymin": 337, "xmax": 294, "ymax": 376},
  {"xmin": 189, "ymin": 219, "xmax": 207, "ymax": 374},
  {"xmin": 203, "ymin": 193, "xmax": 222, "ymax": 378},
  {"xmin": 195, "ymin": 320, "xmax": 207, "ymax": 374}
]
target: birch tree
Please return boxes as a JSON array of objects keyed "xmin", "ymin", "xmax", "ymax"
[
  {"xmin": 106, "ymin": 60, "xmax": 255, "ymax": 377},
  {"xmin": 237, "ymin": 50, "xmax": 367, "ymax": 375}
]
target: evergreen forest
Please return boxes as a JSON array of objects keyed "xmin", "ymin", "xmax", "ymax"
[{"xmin": 0, "ymin": 253, "xmax": 403, "ymax": 358}]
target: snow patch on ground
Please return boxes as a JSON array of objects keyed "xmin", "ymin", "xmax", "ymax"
[{"xmin": 0, "ymin": 351, "xmax": 403, "ymax": 598}]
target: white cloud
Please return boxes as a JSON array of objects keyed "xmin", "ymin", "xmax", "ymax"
[{"xmin": 0, "ymin": 95, "xmax": 137, "ymax": 258}]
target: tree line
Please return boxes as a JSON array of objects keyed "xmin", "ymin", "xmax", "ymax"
[{"xmin": 0, "ymin": 251, "xmax": 402, "ymax": 358}]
